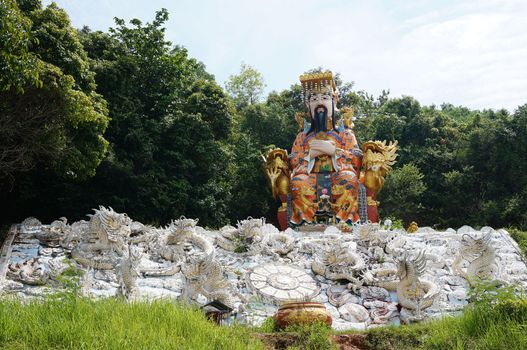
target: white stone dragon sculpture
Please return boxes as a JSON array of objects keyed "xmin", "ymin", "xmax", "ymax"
[
  {"xmin": 453, "ymin": 231, "xmax": 498, "ymax": 282},
  {"xmin": 356, "ymin": 223, "xmax": 407, "ymax": 259},
  {"xmin": 142, "ymin": 217, "xmax": 214, "ymax": 277},
  {"xmin": 216, "ymin": 218, "xmax": 296, "ymax": 260},
  {"xmin": 311, "ymin": 240, "xmax": 365, "ymax": 291},
  {"xmin": 33, "ymin": 217, "xmax": 86, "ymax": 251},
  {"xmin": 34, "ymin": 217, "xmax": 68, "ymax": 248},
  {"xmin": 180, "ymin": 253, "xmax": 237, "ymax": 309},
  {"xmin": 361, "ymin": 250, "xmax": 440, "ymax": 314},
  {"xmin": 71, "ymin": 206, "xmax": 132, "ymax": 270},
  {"xmin": 116, "ymin": 245, "xmax": 143, "ymax": 300},
  {"xmin": 260, "ymin": 231, "xmax": 296, "ymax": 259},
  {"xmin": 20, "ymin": 217, "xmax": 42, "ymax": 233},
  {"xmin": 395, "ymin": 251, "xmax": 440, "ymax": 312},
  {"xmin": 155, "ymin": 217, "xmax": 214, "ymax": 262},
  {"xmin": 215, "ymin": 217, "xmax": 266, "ymax": 253},
  {"xmin": 7, "ymin": 257, "xmax": 67, "ymax": 286}
]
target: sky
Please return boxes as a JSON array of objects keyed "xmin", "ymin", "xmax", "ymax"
[{"xmin": 42, "ymin": 0, "xmax": 527, "ymax": 111}]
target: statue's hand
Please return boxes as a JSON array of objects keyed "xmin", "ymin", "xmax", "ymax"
[
  {"xmin": 309, "ymin": 148, "xmax": 323, "ymax": 158},
  {"xmin": 309, "ymin": 140, "xmax": 336, "ymax": 157}
]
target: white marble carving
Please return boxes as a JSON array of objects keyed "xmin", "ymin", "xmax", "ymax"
[
  {"xmin": 21, "ymin": 217, "xmax": 42, "ymax": 233},
  {"xmin": 247, "ymin": 263, "xmax": 319, "ymax": 304},
  {"xmin": 71, "ymin": 206, "xmax": 132, "ymax": 270},
  {"xmin": 1, "ymin": 211, "xmax": 527, "ymax": 331},
  {"xmin": 453, "ymin": 231, "xmax": 499, "ymax": 281},
  {"xmin": 339, "ymin": 303, "xmax": 370, "ymax": 322}
]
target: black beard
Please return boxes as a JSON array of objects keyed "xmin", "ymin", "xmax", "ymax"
[{"xmin": 313, "ymin": 107, "xmax": 328, "ymax": 133}]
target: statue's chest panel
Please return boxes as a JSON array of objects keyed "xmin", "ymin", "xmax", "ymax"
[{"xmin": 305, "ymin": 132, "xmax": 343, "ymax": 173}]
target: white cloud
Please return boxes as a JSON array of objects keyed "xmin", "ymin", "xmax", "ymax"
[
  {"xmin": 43, "ymin": 0, "xmax": 527, "ymax": 111},
  {"xmin": 310, "ymin": 1, "xmax": 527, "ymax": 111}
]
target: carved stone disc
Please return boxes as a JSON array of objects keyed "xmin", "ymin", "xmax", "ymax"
[{"xmin": 246, "ymin": 264, "xmax": 319, "ymax": 304}]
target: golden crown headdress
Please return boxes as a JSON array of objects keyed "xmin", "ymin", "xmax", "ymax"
[{"xmin": 299, "ymin": 71, "xmax": 337, "ymax": 103}]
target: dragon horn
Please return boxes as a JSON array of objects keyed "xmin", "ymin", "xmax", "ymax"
[{"xmin": 462, "ymin": 233, "xmax": 474, "ymax": 242}]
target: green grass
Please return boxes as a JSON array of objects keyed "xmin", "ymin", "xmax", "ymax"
[
  {"xmin": 255, "ymin": 319, "xmax": 336, "ymax": 350},
  {"xmin": 363, "ymin": 295, "xmax": 527, "ymax": 350},
  {"xmin": 0, "ymin": 297, "xmax": 265, "ymax": 350},
  {"xmin": 1, "ymin": 292, "xmax": 526, "ymax": 350},
  {"xmin": 281, "ymin": 322, "xmax": 337, "ymax": 350}
]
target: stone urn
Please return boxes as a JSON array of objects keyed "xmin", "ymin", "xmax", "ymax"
[{"xmin": 274, "ymin": 301, "xmax": 332, "ymax": 328}]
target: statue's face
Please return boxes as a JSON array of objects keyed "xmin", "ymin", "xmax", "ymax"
[
  {"xmin": 308, "ymin": 93, "xmax": 335, "ymax": 133},
  {"xmin": 308, "ymin": 93, "xmax": 333, "ymax": 120}
]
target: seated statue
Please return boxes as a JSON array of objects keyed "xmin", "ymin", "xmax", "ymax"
[{"xmin": 264, "ymin": 71, "xmax": 398, "ymax": 230}]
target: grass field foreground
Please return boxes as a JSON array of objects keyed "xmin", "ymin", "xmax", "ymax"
[
  {"xmin": 363, "ymin": 289, "xmax": 527, "ymax": 350},
  {"xmin": 0, "ymin": 296, "xmax": 264, "ymax": 350},
  {"xmin": 1, "ymin": 289, "xmax": 526, "ymax": 350}
]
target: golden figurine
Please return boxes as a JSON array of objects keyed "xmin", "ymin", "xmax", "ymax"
[
  {"xmin": 362, "ymin": 140, "xmax": 398, "ymax": 194},
  {"xmin": 295, "ymin": 112, "xmax": 307, "ymax": 131},
  {"xmin": 262, "ymin": 148, "xmax": 290, "ymax": 199},
  {"xmin": 360, "ymin": 140, "xmax": 398, "ymax": 221},
  {"xmin": 407, "ymin": 221, "xmax": 418, "ymax": 233},
  {"xmin": 340, "ymin": 106, "xmax": 355, "ymax": 129}
]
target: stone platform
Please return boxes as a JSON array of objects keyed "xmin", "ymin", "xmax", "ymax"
[{"xmin": 1, "ymin": 212, "xmax": 526, "ymax": 330}]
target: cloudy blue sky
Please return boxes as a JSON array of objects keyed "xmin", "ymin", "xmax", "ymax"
[{"xmin": 43, "ymin": 0, "xmax": 527, "ymax": 111}]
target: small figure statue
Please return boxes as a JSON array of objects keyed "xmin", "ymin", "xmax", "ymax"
[
  {"xmin": 407, "ymin": 221, "xmax": 418, "ymax": 233},
  {"xmin": 316, "ymin": 188, "xmax": 333, "ymax": 223},
  {"xmin": 340, "ymin": 106, "xmax": 355, "ymax": 129}
]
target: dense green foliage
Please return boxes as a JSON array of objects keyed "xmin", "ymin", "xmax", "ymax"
[
  {"xmin": 0, "ymin": 0, "xmax": 109, "ymax": 183},
  {"xmin": 374, "ymin": 101, "xmax": 527, "ymax": 229},
  {"xmin": 0, "ymin": 0, "xmax": 40, "ymax": 91},
  {"xmin": 1, "ymin": 2, "xmax": 526, "ymax": 231},
  {"xmin": 0, "ymin": 297, "xmax": 264, "ymax": 349},
  {"xmin": 68, "ymin": 10, "xmax": 234, "ymax": 225},
  {"xmin": 1, "ymin": 6, "xmax": 232, "ymax": 226},
  {"xmin": 508, "ymin": 228, "xmax": 527, "ymax": 257}
]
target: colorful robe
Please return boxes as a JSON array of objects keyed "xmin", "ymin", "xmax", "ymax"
[{"xmin": 289, "ymin": 128, "xmax": 362, "ymax": 225}]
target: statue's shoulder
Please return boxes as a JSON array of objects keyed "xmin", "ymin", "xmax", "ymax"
[
  {"xmin": 294, "ymin": 131, "xmax": 308, "ymax": 143},
  {"xmin": 327, "ymin": 129, "xmax": 353, "ymax": 139},
  {"xmin": 340, "ymin": 127, "xmax": 354, "ymax": 135},
  {"xmin": 339, "ymin": 128, "xmax": 356, "ymax": 139}
]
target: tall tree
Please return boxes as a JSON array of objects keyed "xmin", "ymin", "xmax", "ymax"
[
  {"xmin": 0, "ymin": 0, "xmax": 41, "ymax": 92},
  {"xmin": 70, "ymin": 10, "xmax": 234, "ymax": 226},
  {"xmin": 0, "ymin": 0, "xmax": 109, "ymax": 183},
  {"xmin": 225, "ymin": 63, "xmax": 265, "ymax": 110}
]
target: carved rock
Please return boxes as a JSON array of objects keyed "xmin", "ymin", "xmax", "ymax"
[
  {"xmin": 311, "ymin": 241, "xmax": 364, "ymax": 284},
  {"xmin": 71, "ymin": 206, "xmax": 132, "ymax": 270},
  {"xmin": 338, "ymin": 303, "xmax": 370, "ymax": 322},
  {"xmin": 453, "ymin": 231, "xmax": 498, "ymax": 281},
  {"xmin": 396, "ymin": 251, "xmax": 440, "ymax": 312},
  {"xmin": 247, "ymin": 263, "xmax": 319, "ymax": 305},
  {"xmin": 20, "ymin": 217, "xmax": 42, "ymax": 233}
]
